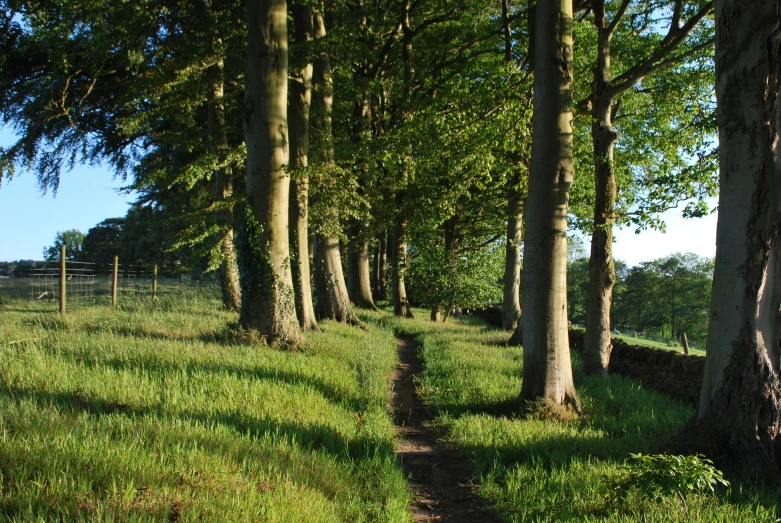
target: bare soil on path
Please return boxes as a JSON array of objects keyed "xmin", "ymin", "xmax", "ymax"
[{"xmin": 392, "ymin": 335, "xmax": 501, "ymax": 523}]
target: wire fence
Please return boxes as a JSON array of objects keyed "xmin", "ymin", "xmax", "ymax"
[{"xmin": 0, "ymin": 256, "xmax": 218, "ymax": 312}]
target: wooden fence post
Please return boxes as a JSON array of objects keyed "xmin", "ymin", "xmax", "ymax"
[
  {"xmin": 112, "ymin": 256, "xmax": 119, "ymax": 307},
  {"xmin": 152, "ymin": 264, "xmax": 158, "ymax": 299},
  {"xmin": 681, "ymin": 332, "xmax": 690, "ymax": 355},
  {"xmin": 59, "ymin": 245, "xmax": 66, "ymax": 314}
]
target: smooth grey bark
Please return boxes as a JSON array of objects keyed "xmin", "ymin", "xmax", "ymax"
[
  {"xmin": 503, "ymin": 172, "xmax": 523, "ymax": 330},
  {"xmin": 518, "ymin": 0, "xmax": 579, "ymax": 409},
  {"xmin": 288, "ymin": 3, "xmax": 319, "ymax": 332},
  {"xmin": 240, "ymin": 0, "xmax": 301, "ymax": 346},
  {"xmin": 197, "ymin": 0, "xmax": 241, "ymax": 311},
  {"xmin": 500, "ymin": 0, "xmax": 522, "ymax": 332},
  {"xmin": 392, "ymin": 0, "xmax": 414, "ymax": 319},
  {"xmin": 311, "ymin": 4, "xmax": 362, "ymax": 327},
  {"xmin": 347, "ymin": 91, "xmax": 378, "ymax": 310},
  {"xmin": 678, "ymin": 0, "xmax": 781, "ymax": 478},
  {"xmin": 583, "ymin": 0, "xmax": 714, "ymax": 376},
  {"xmin": 377, "ymin": 231, "xmax": 387, "ymax": 299}
]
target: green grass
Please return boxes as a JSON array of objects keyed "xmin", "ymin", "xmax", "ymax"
[
  {"xmin": 613, "ymin": 334, "xmax": 706, "ymax": 356},
  {"xmin": 0, "ymin": 288, "xmax": 410, "ymax": 522},
  {"xmin": 377, "ymin": 309, "xmax": 778, "ymax": 523}
]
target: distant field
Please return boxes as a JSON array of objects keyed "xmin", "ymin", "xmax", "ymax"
[{"xmin": 613, "ymin": 333, "xmax": 706, "ymax": 356}]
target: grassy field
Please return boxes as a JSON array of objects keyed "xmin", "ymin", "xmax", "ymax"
[
  {"xmin": 378, "ymin": 311, "xmax": 778, "ymax": 523},
  {"xmin": 1, "ymin": 291, "xmax": 778, "ymax": 522},
  {"xmin": 0, "ymin": 289, "xmax": 409, "ymax": 522},
  {"xmin": 613, "ymin": 333, "xmax": 706, "ymax": 356}
]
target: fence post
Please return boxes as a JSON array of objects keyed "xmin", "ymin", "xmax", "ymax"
[
  {"xmin": 112, "ymin": 255, "xmax": 119, "ymax": 307},
  {"xmin": 59, "ymin": 245, "xmax": 66, "ymax": 314},
  {"xmin": 681, "ymin": 332, "xmax": 690, "ymax": 355},
  {"xmin": 152, "ymin": 264, "xmax": 158, "ymax": 299}
]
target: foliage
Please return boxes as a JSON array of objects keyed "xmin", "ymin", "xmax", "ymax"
[
  {"xmin": 43, "ymin": 229, "xmax": 85, "ymax": 261},
  {"xmin": 613, "ymin": 453, "xmax": 730, "ymax": 502},
  {"xmin": 81, "ymin": 217, "xmax": 124, "ymax": 265}
]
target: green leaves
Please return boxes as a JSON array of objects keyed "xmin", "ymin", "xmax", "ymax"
[{"xmin": 613, "ymin": 453, "xmax": 730, "ymax": 501}]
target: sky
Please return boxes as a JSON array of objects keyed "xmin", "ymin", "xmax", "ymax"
[
  {"xmin": 0, "ymin": 128, "xmax": 718, "ymax": 265},
  {"xmin": 0, "ymin": 129, "xmax": 135, "ymax": 261}
]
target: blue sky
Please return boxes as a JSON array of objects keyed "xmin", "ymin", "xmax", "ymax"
[
  {"xmin": 0, "ymin": 127, "xmax": 718, "ymax": 266},
  {"xmin": 0, "ymin": 128, "xmax": 136, "ymax": 261}
]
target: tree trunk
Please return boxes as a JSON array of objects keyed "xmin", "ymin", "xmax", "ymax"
[
  {"xmin": 503, "ymin": 172, "xmax": 523, "ymax": 330},
  {"xmin": 392, "ymin": 164, "xmax": 414, "ymax": 318},
  {"xmin": 239, "ymin": 0, "xmax": 301, "ymax": 347},
  {"xmin": 377, "ymin": 231, "xmax": 387, "ymax": 300},
  {"xmin": 288, "ymin": 3, "xmax": 319, "ymax": 332},
  {"xmin": 198, "ymin": 0, "xmax": 241, "ymax": 311},
  {"xmin": 430, "ymin": 303, "xmax": 441, "ymax": 322},
  {"xmin": 316, "ymin": 235, "xmax": 363, "ymax": 326},
  {"xmin": 518, "ymin": 0, "xmax": 579, "ymax": 409},
  {"xmin": 583, "ymin": 0, "xmax": 618, "ymax": 377},
  {"xmin": 309, "ymin": 4, "xmax": 363, "ymax": 327},
  {"xmin": 348, "ymin": 221, "xmax": 377, "ymax": 309},
  {"xmin": 679, "ymin": 0, "xmax": 781, "ymax": 478}
]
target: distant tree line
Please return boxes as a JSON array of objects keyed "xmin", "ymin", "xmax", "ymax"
[{"xmin": 568, "ymin": 253, "xmax": 713, "ymax": 344}]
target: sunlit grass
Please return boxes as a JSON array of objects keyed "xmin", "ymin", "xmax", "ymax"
[
  {"xmin": 0, "ymin": 289, "xmax": 410, "ymax": 522},
  {"xmin": 371, "ymin": 307, "xmax": 778, "ymax": 523}
]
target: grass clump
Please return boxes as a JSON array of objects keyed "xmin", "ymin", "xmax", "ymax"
[
  {"xmin": 0, "ymin": 287, "xmax": 410, "ymax": 522},
  {"xmin": 376, "ymin": 308, "xmax": 779, "ymax": 522}
]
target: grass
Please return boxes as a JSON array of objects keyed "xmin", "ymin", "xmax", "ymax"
[
  {"xmin": 0, "ymin": 287, "xmax": 410, "ymax": 522},
  {"xmin": 613, "ymin": 333, "xmax": 706, "ymax": 356},
  {"xmin": 1, "ymin": 290, "xmax": 777, "ymax": 522},
  {"xmin": 377, "ymin": 309, "xmax": 779, "ymax": 523}
]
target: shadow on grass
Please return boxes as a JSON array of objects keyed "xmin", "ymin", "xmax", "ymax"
[{"xmin": 4, "ymin": 385, "xmax": 395, "ymax": 466}]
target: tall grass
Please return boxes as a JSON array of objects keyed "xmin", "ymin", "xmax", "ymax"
[
  {"xmin": 0, "ymin": 289, "xmax": 410, "ymax": 522},
  {"xmin": 371, "ymin": 310, "xmax": 779, "ymax": 523}
]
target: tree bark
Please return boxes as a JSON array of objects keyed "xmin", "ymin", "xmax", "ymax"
[
  {"xmin": 503, "ymin": 172, "xmax": 523, "ymax": 330},
  {"xmin": 197, "ymin": 0, "xmax": 241, "ymax": 311},
  {"xmin": 288, "ymin": 3, "xmax": 319, "ymax": 331},
  {"xmin": 679, "ymin": 0, "xmax": 781, "ymax": 478},
  {"xmin": 310, "ymin": 4, "xmax": 363, "ymax": 327},
  {"xmin": 392, "ymin": 0, "xmax": 414, "ymax": 319},
  {"xmin": 316, "ymin": 234, "xmax": 363, "ymax": 326},
  {"xmin": 240, "ymin": 0, "xmax": 301, "ymax": 346},
  {"xmin": 392, "ymin": 162, "xmax": 414, "ymax": 318},
  {"xmin": 583, "ymin": 1, "xmax": 617, "ymax": 375},
  {"xmin": 518, "ymin": 0, "xmax": 579, "ymax": 409},
  {"xmin": 378, "ymin": 231, "xmax": 387, "ymax": 300}
]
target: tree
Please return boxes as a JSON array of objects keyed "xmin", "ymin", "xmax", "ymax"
[
  {"xmin": 238, "ymin": 0, "xmax": 301, "ymax": 346},
  {"xmin": 679, "ymin": 0, "xmax": 781, "ymax": 478},
  {"xmin": 517, "ymin": 0, "xmax": 580, "ymax": 409},
  {"xmin": 44, "ymin": 230, "xmax": 85, "ymax": 261},
  {"xmin": 81, "ymin": 218, "xmax": 124, "ymax": 265},
  {"xmin": 582, "ymin": 0, "xmax": 716, "ymax": 377},
  {"xmin": 288, "ymin": 2, "xmax": 319, "ymax": 331}
]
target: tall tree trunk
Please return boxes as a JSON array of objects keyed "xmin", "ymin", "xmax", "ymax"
[
  {"xmin": 197, "ymin": 0, "xmax": 241, "ymax": 311},
  {"xmin": 377, "ymin": 231, "xmax": 387, "ymax": 300},
  {"xmin": 392, "ymin": 162, "xmax": 414, "ymax": 318},
  {"xmin": 239, "ymin": 0, "xmax": 301, "ymax": 346},
  {"xmin": 316, "ymin": 234, "xmax": 363, "ymax": 325},
  {"xmin": 584, "ymin": 1, "xmax": 617, "ymax": 376},
  {"xmin": 288, "ymin": 3, "xmax": 319, "ymax": 331},
  {"xmin": 347, "ymin": 91, "xmax": 378, "ymax": 310},
  {"xmin": 518, "ymin": 0, "xmax": 579, "ymax": 409},
  {"xmin": 392, "ymin": 0, "xmax": 414, "ymax": 319},
  {"xmin": 348, "ymin": 219, "xmax": 377, "ymax": 309},
  {"xmin": 310, "ymin": 4, "xmax": 363, "ymax": 327},
  {"xmin": 679, "ymin": 0, "xmax": 781, "ymax": 478},
  {"xmin": 503, "ymin": 172, "xmax": 523, "ymax": 330}
]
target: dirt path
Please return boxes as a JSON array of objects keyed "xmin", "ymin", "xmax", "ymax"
[{"xmin": 392, "ymin": 335, "xmax": 500, "ymax": 523}]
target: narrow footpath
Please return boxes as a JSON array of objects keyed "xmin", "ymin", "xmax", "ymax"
[{"xmin": 392, "ymin": 335, "xmax": 500, "ymax": 523}]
